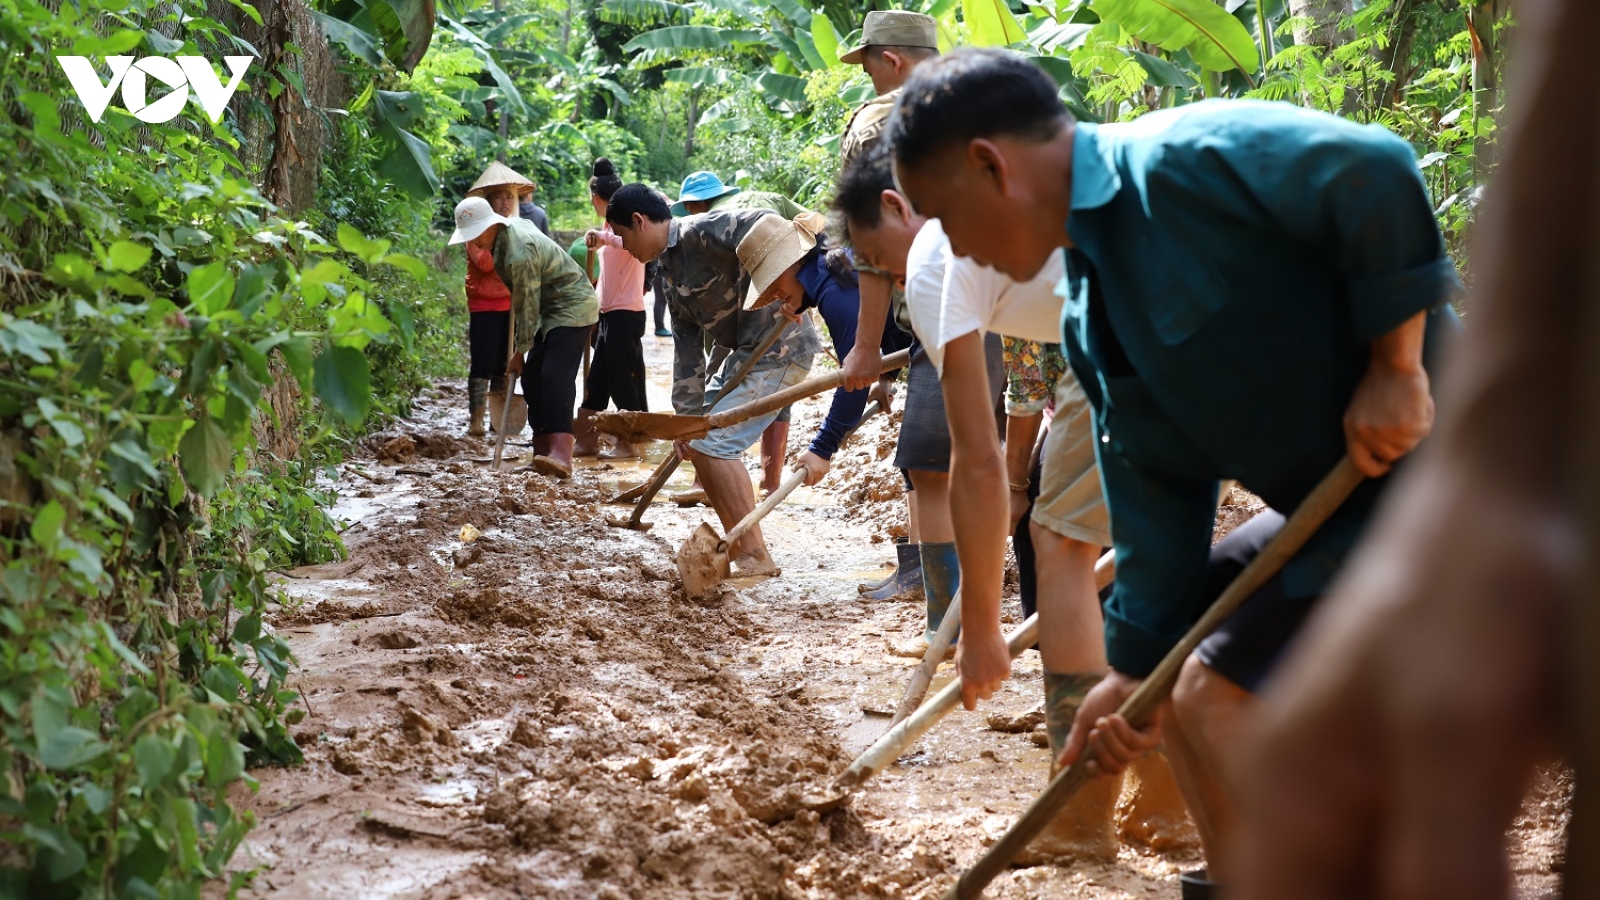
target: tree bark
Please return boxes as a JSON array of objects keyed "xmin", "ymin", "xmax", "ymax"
[
  {"xmin": 1377, "ymin": 0, "xmax": 1422, "ymax": 110},
  {"xmin": 1287, "ymin": 0, "xmax": 1355, "ymax": 53},
  {"xmin": 684, "ymin": 88, "xmax": 699, "ymax": 159},
  {"xmin": 1470, "ymin": 0, "xmax": 1507, "ymax": 177}
]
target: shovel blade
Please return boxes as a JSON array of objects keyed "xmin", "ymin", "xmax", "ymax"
[
  {"xmin": 677, "ymin": 522, "xmax": 730, "ymax": 599},
  {"xmin": 594, "ymin": 410, "xmax": 710, "ymax": 444}
]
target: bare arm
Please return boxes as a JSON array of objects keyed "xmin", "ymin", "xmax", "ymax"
[
  {"xmin": 941, "ymin": 332, "xmax": 1013, "ymax": 710},
  {"xmin": 840, "ymin": 270, "xmax": 891, "ymax": 391}
]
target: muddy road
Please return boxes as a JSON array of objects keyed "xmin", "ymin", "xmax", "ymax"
[{"xmin": 229, "ymin": 337, "xmax": 1568, "ymax": 899}]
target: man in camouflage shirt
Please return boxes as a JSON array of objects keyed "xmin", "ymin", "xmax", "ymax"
[{"xmin": 605, "ymin": 184, "xmax": 822, "ymax": 576}]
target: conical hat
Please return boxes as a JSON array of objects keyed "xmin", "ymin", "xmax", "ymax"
[{"xmin": 467, "ymin": 161, "xmax": 535, "ymax": 199}]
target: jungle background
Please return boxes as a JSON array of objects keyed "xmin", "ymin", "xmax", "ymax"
[{"xmin": 0, "ymin": 0, "xmax": 1509, "ymax": 895}]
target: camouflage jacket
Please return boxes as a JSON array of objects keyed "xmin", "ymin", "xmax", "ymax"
[
  {"xmin": 493, "ymin": 218, "xmax": 599, "ymax": 353},
  {"xmin": 710, "ymin": 190, "xmax": 811, "ymax": 219},
  {"xmin": 661, "ymin": 209, "xmax": 822, "ymax": 414},
  {"xmin": 840, "ymin": 90, "xmax": 897, "ymax": 169}
]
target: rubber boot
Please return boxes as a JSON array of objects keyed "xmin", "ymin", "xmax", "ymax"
[
  {"xmin": 1180, "ymin": 870, "xmax": 1219, "ymax": 899},
  {"xmin": 859, "ymin": 536, "xmax": 909, "ymax": 593},
  {"xmin": 468, "ymin": 378, "xmax": 489, "ymax": 437},
  {"xmin": 573, "ymin": 408, "xmax": 601, "ymax": 457},
  {"xmin": 861, "ymin": 539, "xmax": 922, "ymax": 600},
  {"xmin": 1015, "ymin": 671, "xmax": 1120, "ymax": 865},
  {"xmin": 760, "ymin": 418, "xmax": 789, "ymax": 496},
  {"xmin": 918, "ymin": 541, "xmax": 960, "ymax": 645},
  {"xmin": 1117, "ymin": 748, "xmax": 1199, "ymax": 851}
]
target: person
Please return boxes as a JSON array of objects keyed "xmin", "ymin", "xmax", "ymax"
[
  {"xmin": 468, "ymin": 161, "xmax": 541, "ymax": 228},
  {"xmin": 886, "ymin": 50, "xmax": 1460, "ymax": 894},
  {"xmin": 669, "ymin": 171, "xmax": 816, "ymax": 498},
  {"xmin": 670, "ymin": 171, "xmax": 810, "ymax": 219},
  {"xmin": 646, "ymin": 259, "xmax": 670, "ymax": 337},
  {"xmin": 1235, "ymin": 0, "xmax": 1591, "ymax": 896},
  {"xmin": 519, "ymin": 194, "xmax": 551, "ymax": 237},
  {"xmin": 576, "ymin": 158, "xmax": 649, "ymax": 460},
  {"xmin": 828, "ymin": 151, "xmax": 1006, "ymax": 656},
  {"xmin": 604, "ymin": 184, "xmax": 823, "ymax": 576},
  {"xmin": 835, "ymin": 146, "xmax": 1185, "ymax": 860},
  {"xmin": 737, "ymin": 215, "xmax": 902, "ymax": 490},
  {"xmin": 836, "ymin": 10, "xmax": 941, "ymax": 601},
  {"xmin": 460, "ymin": 197, "xmax": 514, "ymax": 438},
  {"xmin": 448, "ymin": 196, "xmax": 598, "ymax": 480}
]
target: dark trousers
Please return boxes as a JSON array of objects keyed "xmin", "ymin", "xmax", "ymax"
[
  {"xmin": 581, "ymin": 310, "xmax": 648, "ymax": 413},
  {"xmin": 469, "ymin": 310, "xmax": 511, "ymax": 389},
  {"xmin": 519, "ymin": 325, "xmax": 587, "ymax": 436}
]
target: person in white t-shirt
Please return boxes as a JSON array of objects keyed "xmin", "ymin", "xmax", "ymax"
[{"xmin": 836, "ymin": 147, "xmax": 1190, "ymax": 861}]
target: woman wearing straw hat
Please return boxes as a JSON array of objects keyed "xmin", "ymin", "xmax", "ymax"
[
  {"xmin": 467, "ymin": 161, "xmax": 550, "ymax": 236},
  {"xmin": 737, "ymin": 213, "xmax": 899, "ymax": 491},
  {"xmin": 447, "ymin": 195, "xmax": 598, "ymax": 479}
]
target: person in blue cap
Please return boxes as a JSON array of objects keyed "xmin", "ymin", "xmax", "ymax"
[{"xmin": 672, "ymin": 171, "xmax": 809, "ymax": 220}]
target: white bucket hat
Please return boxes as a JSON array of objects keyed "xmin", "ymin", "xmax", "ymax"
[
  {"xmin": 448, "ymin": 196, "xmax": 510, "ymax": 246},
  {"xmin": 737, "ymin": 211, "xmax": 829, "ymax": 310}
]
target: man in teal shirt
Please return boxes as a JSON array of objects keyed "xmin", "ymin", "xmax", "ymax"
[{"xmin": 887, "ymin": 50, "xmax": 1458, "ymax": 891}]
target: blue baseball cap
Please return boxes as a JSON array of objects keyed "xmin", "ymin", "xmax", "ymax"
[{"xmin": 670, "ymin": 171, "xmax": 741, "ymax": 216}]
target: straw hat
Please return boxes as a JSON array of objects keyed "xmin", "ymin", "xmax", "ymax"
[
  {"xmin": 737, "ymin": 212, "xmax": 828, "ymax": 310},
  {"xmin": 466, "ymin": 161, "xmax": 535, "ymax": 200}
]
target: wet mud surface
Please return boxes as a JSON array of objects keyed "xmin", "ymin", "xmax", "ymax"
[{"xmin": 230, "ymin": 337, "xmax": 1569, "ymax": 899}]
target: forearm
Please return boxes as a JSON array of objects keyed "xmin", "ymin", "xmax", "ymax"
[
  {"xmin": 853, "ymin": 271, "xmax": 892, "ymax": 357},
  {"xmin": 514, "ymin": 293, "xmax": 541, "ymax": 354},
  {"xmin": 810, "ymin": 385, "xmax": 869, "ymax": 460},
  {"xmin": 1368, "ymin": 311, "xmax": 1426, "ymax": 374},
  {"xmin": 1005, "ymin": 412, "xmax": 1043, "ymax": 489},
  {"xmin": 942, "ymin": 336, "xmax": 1009, "ymax": 638}
]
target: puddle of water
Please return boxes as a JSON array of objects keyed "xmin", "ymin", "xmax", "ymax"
[{"xmin": 415, "ymin": 778, "xmax": 479, "ymax": 808}]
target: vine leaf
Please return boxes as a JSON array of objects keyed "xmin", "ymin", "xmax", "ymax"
[
  {"xmin": 179, "ymin": 413, "xmax": 231, "ymax": 498},
  {"xmin": 312, "ymin": 345, "xmax": 372, "ymax": 425}
]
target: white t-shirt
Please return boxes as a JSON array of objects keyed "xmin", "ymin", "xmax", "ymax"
[{"xmin": 904, "ymin": 220, "xmax": 1066, "ymax": 373}]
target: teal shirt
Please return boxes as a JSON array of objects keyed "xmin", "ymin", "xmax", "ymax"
[{"xmin": 1058, "ymin": 100, "xmax": 1461, "ymax": 678}]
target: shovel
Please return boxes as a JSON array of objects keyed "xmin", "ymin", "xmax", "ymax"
[
  {"xmin": 491, "ymin": 306, "xmax": 519, "ymax": 471},
  {"xmin": 837, "ymin": 551, "xmax": 1116, "ymax": 792},
  {"xmin": 596, "ymin": 348, "xmax": 911, "ymax": 444},
  {"xmin": 677, "ymin": 400, "xmax": 885, "ymax": 598},
  {"xmin": 605, "ymin": 317, "xmax": 793, "ymax": 528},
  {"xmin": 940, "ymin": 457, "xmax": 1365, "ymax": 899}
]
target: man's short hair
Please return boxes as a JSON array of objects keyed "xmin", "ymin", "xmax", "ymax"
[
  {"xmin": 605, "ymin": 183, "xmax": 672, "ymax": 229},
  {"xmin": 864, "ymin": 44, "xmax": 938, "ymax": 65},
  {"xmin": 886, "ymin": 48, "xmax": 1071, "ymax": 171},
  {"xmin": 831, "ymin": 146, "xmax": 897, "ymax": 240}
]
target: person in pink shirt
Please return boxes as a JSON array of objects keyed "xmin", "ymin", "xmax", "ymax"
[{"xmin": 575, "ymin": 158, "xmax": 649, "ymax": 459}]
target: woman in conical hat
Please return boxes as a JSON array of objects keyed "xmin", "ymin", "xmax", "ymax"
[{"xmin": 467, "ymin": 162, "xmax": 549, "ymax": 235}]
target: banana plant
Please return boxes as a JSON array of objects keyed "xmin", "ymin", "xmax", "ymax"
[{"xmin": 315, "ymin": 0, "xmax": 528, "ymax": 198}]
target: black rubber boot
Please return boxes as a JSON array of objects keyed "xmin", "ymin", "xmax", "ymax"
[
  {"xmin": 860, "ymin": 540, "xmax": 923, "ymax": 600},
  {"xmin": 858, "ymin": 536, "xmax": 909, "ymax": 592},
  {"xmin": 1180, "ymin": 869, "xmax": 1219, "ymax": 899}
]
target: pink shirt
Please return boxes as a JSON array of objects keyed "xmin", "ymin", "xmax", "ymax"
[{"xmin": 593, "ymin": 225, "xmax": 646, "ymax": 313}]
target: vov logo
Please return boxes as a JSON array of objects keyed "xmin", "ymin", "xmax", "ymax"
[{"xmin": 55, "ymin": 55, "xmax": 252, "ymax": 124}]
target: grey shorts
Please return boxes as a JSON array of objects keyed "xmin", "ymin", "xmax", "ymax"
[
  {"xmin": 1031, "ymin": 375, "xmax": 1111, "ymax": 545},
  {"xmin": 689, "ymin": 360, "xmax": 812, "ymax": 460},
  {"xmin": 893, "ymin": 335, "xmax": 1005, "ymax": 472}
]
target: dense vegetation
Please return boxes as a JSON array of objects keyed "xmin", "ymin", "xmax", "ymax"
[{"xmin": 0, "ymin": 0, "xmax": 1506, "ymax": 895}]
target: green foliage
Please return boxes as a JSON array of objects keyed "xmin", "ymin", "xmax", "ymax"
[{"xmin": 0, "ymin": 0, "xmax": 454, "ymax": 894}]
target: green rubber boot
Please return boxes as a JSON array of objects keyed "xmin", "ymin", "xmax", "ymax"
[
  {"xmin": 919, "ymin": 541, "xmax": 960, "ymax": 644},
  {"xmin": 467, "ymin": 378, "xmax": 490, "ymax": 437},
  {"xmin": 1015, "ymin": 670, "xmax": 1120, "ymax": 864}
]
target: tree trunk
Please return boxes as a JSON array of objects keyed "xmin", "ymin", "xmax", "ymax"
[
  {"xmin": 1287, "ymin": 0, "xmax": 1354, "ymax": 53},
  {"xmin": 1470, "ymin": 0, "xmax": 1506, "ymax": 177},
  {"xmin": 561, "ymin": 0, "xmax": 573, "ymax": 48},
  {"xmin": 1377, "ymin": 0, "xmax": 1422, "ymax": 110},
  {"xmin": 684, "ymin": 88, "xmax": 699, "ymax": 159}
]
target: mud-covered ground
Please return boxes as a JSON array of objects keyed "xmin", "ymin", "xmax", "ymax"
[{"xmin": 227, "ymin": 336, "xmax": 1569, "ymax": 899}]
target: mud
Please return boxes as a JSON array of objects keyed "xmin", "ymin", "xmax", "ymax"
[{"xmin": 228, "ymin": 340, "xmax": 1570, "ymax": 899}]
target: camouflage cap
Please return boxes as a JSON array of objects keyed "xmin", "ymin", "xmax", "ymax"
[{"xmin": 839, "ymin": 10, "xmax": 938, "ymax": 65}]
